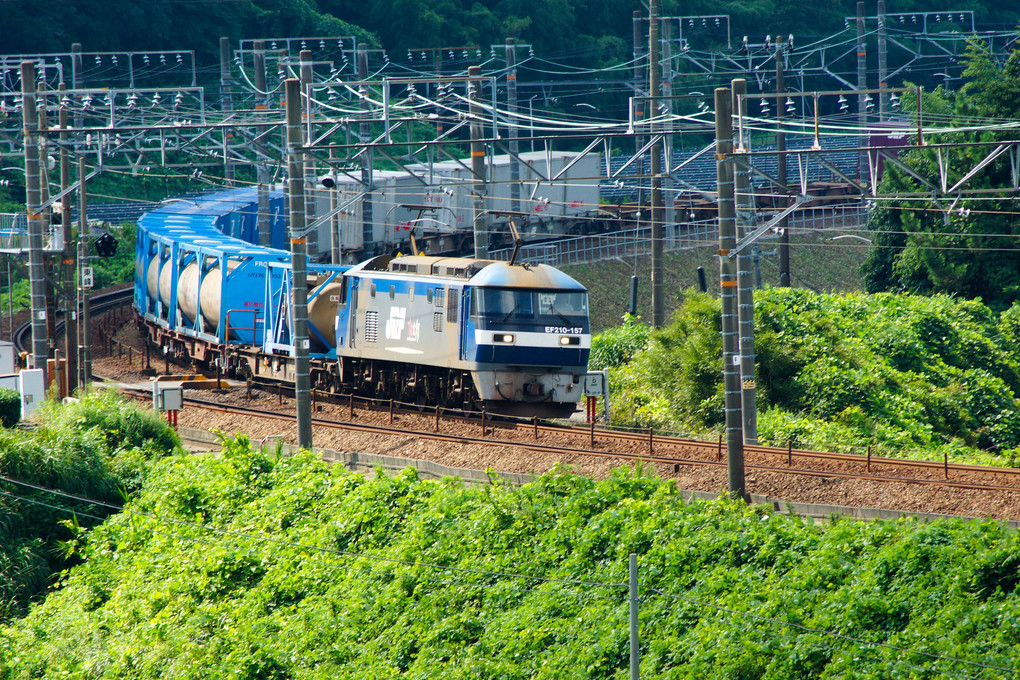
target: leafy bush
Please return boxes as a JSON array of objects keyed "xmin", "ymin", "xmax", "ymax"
[
  {"xmin": 588, "ymin": 314, "xmax": 650, "ymax": 370},
  {"xmin": 3, "ymin": 446, "xmax": 1020, "ymax": 678},
  {"xmin": 0, "ymin": 388, "xmax": 19, "ymax": 428},
  {"xmin": 601, "ymin": 288, "xmax": 1020, "ymax": 462},
  {"xmin": 0, "ymin": 391, "xmax": 178, "ymax": 621}
]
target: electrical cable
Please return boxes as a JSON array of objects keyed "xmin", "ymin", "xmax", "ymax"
[
  {"xmin": 0, "ymin": 473, "xmax": 629, "ymax": 592},
  {"xmin": 648, "ymin": 586, "xmax": 1018, "ymax": 677}
]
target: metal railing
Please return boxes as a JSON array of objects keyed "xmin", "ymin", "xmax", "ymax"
[
  {"xmin": 491, "ymin": 220, "xmax": 719, "ymax": 266},
  {"xmin": 491, "ymin": 203, "xmax": 870, "ymax": 267},
  {"xmin": 0, "ymin": 213, "xmax": 64, "ymax": 253}
]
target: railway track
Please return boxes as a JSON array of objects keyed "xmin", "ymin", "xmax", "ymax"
[
  {"xmin": 13, "ymin": 287, "xmax": 135, "ymax": 355},
  {"xmin": 119, "ymin": 385, "xmax": 1020, "ymax": 495},
  {"xmin": 31, "ymin": 292, "xmax": 1020, "ymax": 499}
]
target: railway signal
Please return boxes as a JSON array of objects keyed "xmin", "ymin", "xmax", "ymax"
[{"xmin": 94, "ymin": 232, "xmax": 117, "ymax": 257}]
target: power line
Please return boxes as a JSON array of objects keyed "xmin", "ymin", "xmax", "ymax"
[
  {"xmin": 0, "ymin": 472, "xmax": 628, "ymax": 592},
  {"xmin": 648, "ymin": 586, "xmax": 1019, "ymax": 678}
]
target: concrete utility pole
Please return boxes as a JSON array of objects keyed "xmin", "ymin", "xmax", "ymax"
[
  {"xmin": 731, "ymin": 79, "xmax": 757, "ymax": 445},
  {"xmin": 285, "ymin": 78, "xmax": 314, "ymax": 451},
  {"xmin": 506, "ymin": 38, "xmax": 520, "ymax": 214},
  {"xmin": 661, "ymin": 20, "xmax": 676, "ymax": 232},
  {"xmin": 300, "ymin": 49, "xmax": 319, "ymax": 260},
  {"xmin": 649, "ymin": 0, "xmax": 665, "ymax": 328},
  {"xmin": 329, "ymin": 147, "xmax": 340, "ymax": 264},
  {"xmin": 714, "ymin": 86, "xmax": 746, "ymax": 500},
  {"xmin": 38, "ymin": 83, "xmax": 57, "ymax": 358},
  {"xmin": 878, "ymin": 0, "xmax": 889, "ymax": 121},
  {"xmin": 632, "ymin": 10, "xmax": 645, "ymax": 172},
  {"xmin": 358, "ymin": 51, "xmax": 373, "ymax": 254},
  {"xmin": 219, "ymin": 37, "xmax": 235, "ymax": 183},
  {"xmin": 776, "ymin": 38, "xmax": 790, "ymax": 287},
  {"xmin": 856, "ymin": 1, "xmax": 868, "ymax": 181},
  {"xmin": 59, "ymin": 90, "xmax": 79, "ymax": 393},
  {"xmin": 254, "ymin": 40, "xmax": 272, "ymax": 249},
  {"xmin": 628, "ymin": 11, "xmax": 644, "ymax": 215},
  {"xmin": 78, "ymin": 157, "xmax": 91, "ymax": 388},
  {"xmin": 21, "ymin": 62, "xmax": 48, "ymax": 378},
  {"xmin": 71, "ymin": 43, "xmax": 83, "ymax": 130},
  {"xmin": 469, "ymin": 65, "xmax": 487, "ymax": 259}
]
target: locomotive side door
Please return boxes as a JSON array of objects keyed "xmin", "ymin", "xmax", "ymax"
[
  {"xmin": 347, "ymin": 277, "xmax": 360, "ymax": 349},
  {"xmin": 334, "ymin": 274, "xmax": 352, "ymax": 349},
  {"xmin": 461, "ymin": 287, "xmax": 475, "ymax": 361}
]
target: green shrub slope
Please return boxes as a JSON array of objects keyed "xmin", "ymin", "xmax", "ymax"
[
  {"xmin": 2, "ymin": 438, "xmax": 1019, "ymax": 678},
  {"xmin": 595, "ymin": 288, "xmax": 1020, "ymax": 463},
  {"xmin": 0, "ymin": 391, "xmax": 179, "ymax": 621}
]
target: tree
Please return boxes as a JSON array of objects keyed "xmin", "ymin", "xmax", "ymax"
[{"xmin": 861, "ymin": 39, "xmax": 1020, "ymax": 311}]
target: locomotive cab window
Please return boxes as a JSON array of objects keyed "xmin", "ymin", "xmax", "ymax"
[{"xmin": 471, "ymin": 287, "xmax": 589, "ymax": 331}]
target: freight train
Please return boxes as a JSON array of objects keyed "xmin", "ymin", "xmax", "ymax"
[
  {"xmin": 135, "ymin": 187, "xmax": 591, "ymax": 418},
  {"xmin": 313, "ymin": 150, "xmax": 602, "ymax": 261}
]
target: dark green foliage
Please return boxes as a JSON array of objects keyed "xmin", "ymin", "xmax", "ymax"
[
  {"xmin": 601, "ymin": 287, "xmax": 1020, "ymax": 461},
  {"xmin": 861, "ymin": 40, "xmax": 1020, "ymax": 310},
  {"xmin": 2, "ymin": 444, "xmax": 1020, "ymax": 678},
  {"xmin": 588, "ymin": 313, "xmax": 650, "ymax": 370},
  {"xmin": 0, "ymin": 391, "xmax": 178, "ymax": 621},
  {"xmin": 0, "ymin": 389, "xmax": 19, "ymax": 428}
]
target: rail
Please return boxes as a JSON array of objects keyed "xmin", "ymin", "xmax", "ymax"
[
  {"xmin": 13, "ymin": 287, "xmax": 135, "ymax": 354},
  {"xmin": 123, "ymin": 386, "xmax": 1020, "ymax": 496}
]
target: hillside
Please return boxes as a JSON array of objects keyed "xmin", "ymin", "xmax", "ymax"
[
  {"xmin": 2, "ymin": 433, "xmax": 1019, "ymax": 679},
  {"xmin": 566, "ymin": 231, "xmax": 870, "ymax": 333}
]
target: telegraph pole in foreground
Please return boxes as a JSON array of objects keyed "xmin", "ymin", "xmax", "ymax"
[
  {"xmin": 21, "ymin": 62, "xmax": 48, "ymax": 378},
  {"xmin": 59, "ymin": 91, "xmax": 79, "ymax": 392},
  {"xmin": 714, "ymin": 87, "xmax": 746, "ymax": 500},
  {"xmin": 78, "ymin": 157, "xmax": 92, "ymax": 388},
  {"xmin": 649, "ymin": 0, "xmax": 665, "ymax": 328},
  {"xmin": 285, "ymin": 78, "xmax": 314, "ymax": 450}
]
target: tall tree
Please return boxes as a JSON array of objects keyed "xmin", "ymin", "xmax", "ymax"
[{"xmin": 862, "ymin": 39, "xmax": 1020, "ymax": 310}]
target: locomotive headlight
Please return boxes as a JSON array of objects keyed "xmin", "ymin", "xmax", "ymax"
[
  {"xmin": 560, "ymin": 336, "xmax": 580, "ymax": 346},
  {"xmin": 495, "ymin": 333, "xmax": 515, "ymax": 343}
]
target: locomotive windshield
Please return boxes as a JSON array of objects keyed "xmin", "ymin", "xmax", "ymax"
[{"xmin": 472, "ymin": 287, "xmax": 589, "ymax": 330}]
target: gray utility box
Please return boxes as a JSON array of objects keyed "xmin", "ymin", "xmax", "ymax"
[{"xmin": 152, "ymin": 382, "xmax": 183, "ymax": 411}]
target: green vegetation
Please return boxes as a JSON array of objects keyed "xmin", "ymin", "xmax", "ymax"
[
  {"xmin": 862, "ymin": 40, "xmax": 1020, "ymax": 310},
  {"xmin": 565, "ymin": 231, "xmax": 870, "ymax": 333},
  {"xmin": 0, "ymin": 391, "xmax": 178, "ymax": 621},
  {"xmin": 3, "ymin": 435, "xmax": 1020, "ymax": 678},
  {"xmin": 0, "ymin": 388, "xmax": 20, "ymax": 428},
  {"xmin": 597, "ymin": 288, "xmax": 1020, "ymax": 464},
  {"xmin": 90, "ymin": 221, "xmax": 138, "ymax": 290}
]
